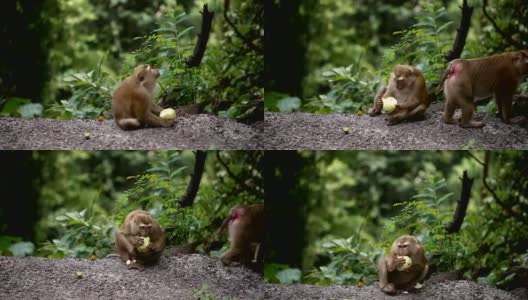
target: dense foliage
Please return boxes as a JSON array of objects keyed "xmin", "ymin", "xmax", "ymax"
[
  {"xmin": 0, "ymin": 151, "xmax": 263, "ymax": 260},
  {"xmin": 1, "ymin": 0, "xmax": 263, "ymax": 123},
  {"xmin": 265, "ymin": 0, "xmax": 528, "ymax": 116},
  {"xmin": 265, "ymin": 151, "xmax": 528, "ymax": 290}
]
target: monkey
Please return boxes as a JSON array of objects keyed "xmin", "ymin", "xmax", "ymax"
[
  {"xmin": 368, "ymin": 65, "xmax": 429, "ymax": 126},
  {"xmin": 220, "ymin": 204, "xmax": 264, "ymax": 269},
  {"xmin": 114, "ymin": 210, "xmax": 166, "ymax": 271},
  {"xmin": 378, "ymin": 235, "xmax": 429, "ymax": 295},
  {"xmin": 438, "ymin": 50, "xmax": 528, "ymax": 127},
  {"xmin": 111, "ymin": 64, "xmax": 174, "ymax": 130}
]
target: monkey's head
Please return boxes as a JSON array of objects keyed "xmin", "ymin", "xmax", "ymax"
[
  {"xmin": 392, "ymin": 235, "xmax": 419, "ymax": 256},
  {"xmin": 132, "ymin": 213, "xmax": 154, "ymax": 237},
  {"xmin": 134, "ymin": 64, "xmax": 160, "ymax": 91},
  {"xmin": 391, "ymin": 65, "xmax": 418, "ymax": 90},
  {"xmin": 513, "ymin": 51, "xmax": 528, "ymax": 75}
]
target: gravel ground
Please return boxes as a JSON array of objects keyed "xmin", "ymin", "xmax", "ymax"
[
  {"xmin": 0, "ymin": 115, "xmax": 263, "ymax": 150},
  {"xmin": 0, "ymin": 255, "xmax": 520, "ymax": 300},
  {"xmin": 264, "ymin": 280, "xmax": 520, "ymax": 300},
  {"xmin": 0, "ymin": 255, "xmax": 263, "ymax": 300},
  {"xmin": 264, "ymin": 104, "xmax": 528, "ymax": 150}
]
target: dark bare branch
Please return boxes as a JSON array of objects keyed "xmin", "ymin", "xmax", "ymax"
[
  {"xmin": 446, "ymin": 170, "xmax": 473, "ymax": 233},
  {"xmin": 186, "ymin": 4, "xmax": 214, "ymax": 68},
  {"xmin": 180, "ymin": 151, "xmax": 207, "ymax": 207},
  {"xmin": 445, "ymin": 0, "xmax": 473, "ymax": 62}
]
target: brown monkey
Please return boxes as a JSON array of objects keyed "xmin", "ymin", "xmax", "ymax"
[
  {"xmin": 220, "ymin": 204, "xmax": 264, "ymax": 269},
  {"xmin": 378, "ymin": 235, "xmax": 429, "ymax": 295},
  {"xmin": 111, "ymin": 64, "xmax": 173, "ymax": 130},
  {"xmin": 368, "ymin": 65, "xmax": 429, "ymax": 125},
  {"xmin": 114, "ymin": 210, "xmax": 166, "ymax": 271},
  {"xmin": 439, "ymin": 51, "xmax": 528, "ymax": 127}
]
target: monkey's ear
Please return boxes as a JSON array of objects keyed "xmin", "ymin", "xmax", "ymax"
[
  {"xmin": 513, "ymin": 52, "xmax": 523, "ymax": 61},
  {"xmin": 136, "ymin": 71, "xmax": 145, "ymax": 82}
]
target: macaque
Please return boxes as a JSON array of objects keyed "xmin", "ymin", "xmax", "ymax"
[
  {"xmin": 368, "ymin": 65, "xmax": 430, "ymax": 125},
  {"xmin": 220, "ymin": 204, "xmax": 264, "ymax": 269},
  {"xmin": 114, "ymin": 210, "xmax": 166, "ymax": 271},
  {"xmin": 378, "ymin": 235, "xmax": 429, "ymax": 295},
  {"xmin": 439, "ymin": 51, "xmax": 528, "ymax": 127},
  {"xmin": 111, "ymin": 64, "xmax": 173, "ymax": 130}
]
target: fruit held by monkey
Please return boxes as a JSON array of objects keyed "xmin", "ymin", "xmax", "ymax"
[
  {"xmin": 396, "ymin": 255, "xmax": 412, "ymax": 271},
  {"xmin": 138, "ymin": 237, "xmax": 151, "ymax": 253},
  {"xmin": 382, "ymin": 97, "xmax": 398, "ymax": 114},
  {"xmin": 160, "ymin": 108, "xmax": 176, "ymax": 120}
]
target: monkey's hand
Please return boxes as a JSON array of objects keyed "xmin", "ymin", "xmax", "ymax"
[
  {"xmin": 133, "ymin": 236, "xmax": 145, "ymax": 248},
  {"xmin": 394, "ymin": 256, "xmax": 406, "ymax": 269}
]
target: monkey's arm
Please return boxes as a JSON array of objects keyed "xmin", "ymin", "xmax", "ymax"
[
  {"xmin": 144, "ymin": 112, "xmax": 174, "ymax": 128},
  {"xmin": 115, "ymin": 231, "xmax": 135, "ymax": 255},
  {"xmin": 396, "ymin": 97, "xmax": 423, "ymax": 110},
  {"xmin": 149, "ymin": 235, "xmax": 166, "ymax": 253},
  {"xmin": 150, "ymin": 101, "xmax": 164, "ymax": 114},
  {"xmin": 368, "ymin": 86, "xmax": 387, "ymax": 116}
]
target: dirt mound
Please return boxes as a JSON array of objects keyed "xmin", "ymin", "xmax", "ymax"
[
  {"xmin": 0, "ymin": 115, "xmax": 262, "ymax": 150},
  {"xmin": 0, "ymin": 255, "xmax": 263, "ymax": 300},
  {"xmin": 264, "ymin": 104, "xmax": 528, "ymax": 150}
]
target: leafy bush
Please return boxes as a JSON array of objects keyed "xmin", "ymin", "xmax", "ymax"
[
  {"xmin": 303, "ymin": 3, "xmax": 453, "ymax": 113},
  {"xmin": 38, "ymin": 209, "xmax": 114, "ymax": 258}
]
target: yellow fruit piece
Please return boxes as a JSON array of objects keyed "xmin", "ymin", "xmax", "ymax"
[
  {"xmin": 83, "ymin": 132, "xmax": 91, "ymax": 139},
  {"xmin": 343, "ymin": 127, "xmax": 350, "ymax": 134},
  {"xmin": 397, "ymin": 255, "xmax": 413, "ymax": 271},
  {"xmin": 138, "ymin": 236, "xmax": 151, "ymax": 253},
  {"xmin": 76, "ymin": 271, "xmax": 83, "ymax": 279},
  {"xmin": 160, "ymin": 108, "xmax": 176, "ymax": 120},
  {"xmin": 382, "ymin": 97, "xmax": 398, "ymax": 114}
]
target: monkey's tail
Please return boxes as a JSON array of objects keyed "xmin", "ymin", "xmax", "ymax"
[
  {"xmin": 116, "ymin": 118, "xmax": 141, "ymax": 130},
  {"xmin": 435, "ymin": 67, "xmax": 450, "ymax": 94}
]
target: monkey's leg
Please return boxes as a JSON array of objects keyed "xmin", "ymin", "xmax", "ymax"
[
  {"xmin": 495, "ymin": 92, "xmax": 513, "ymax": 124},
  {"xmin": 386, "ymin": 109, "xmax": 411, "ymax": 126},
  {"xmin": 459, "ymin": 101, "xmax": 485, "ymax": 128},
  {"xmin": 128, "ymin": 262, "xmax": 145, "ymax": 271},
  {"xmin": 220, "ymin": 248, "xmax": 242, "ymax": 266},
  {"xmin": 143, "ymin": 112, "xmax": 174, "ymax": 128},
  {"xmin": 405, "ymin": 104, "xmax": 428, "ymax": 121},
  {"xmin": 378, "ymin": 257, "xmax": 396, "ymax": 294},
  {"xmin": 417, "ymin": 264, "xmax": 429, "ymax": 283},
  {"xmin": 442, "ymin": 99, "xmax": 457, "ymax": 124}
]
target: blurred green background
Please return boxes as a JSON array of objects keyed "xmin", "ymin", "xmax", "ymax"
[
  {"xmin": 1, "ymin": 0, "xmax": 263, "ymax": 123},
  {"xmin": 265, "ymin": 151, "xmax": 528, "ymax": 292},
  {"xmin": 0, "ymin": 150, "xmax": 263, "ymax": 259},
  {"xmin": 265, "ymin": 0, "xmax": 528, "ymax": 116}
]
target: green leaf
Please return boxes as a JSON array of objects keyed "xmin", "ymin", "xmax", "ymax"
[
  {"xmin": 9, "ymin": 242, "xmax": 35, "ymax": 256},
  {"xmin": 276, "ymin": 268, "xmax": 302, "ymax": 284},
  {"xmin": 277, "ymin": 97, "xmax": 301, "ymax": 113},
  {"xmin": 18, "ymin": 103, "xmax": 43, "ymax": 118}
]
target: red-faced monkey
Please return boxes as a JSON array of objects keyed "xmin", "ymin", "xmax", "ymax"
[
  {"xmin": 439, "ymin": 51, "xmax": 528, "ymax": 127},
  {"xmin": 220, "ymin": 204, "xmax": 264, "ymax": 269},
  {"xmin": 112, "ymin": 64, "xmax": 173, "ymax": 130},
  {"xmin": 368, "ymin": 65, "xmax": 429, "ymax": 125},
  {"xmin": 378, "ymin": 235, "xmax": 429, "ymax": 295},
  {"xmin": 114, "ymin": 210, "xmax": 166, "ymax": 271}
]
